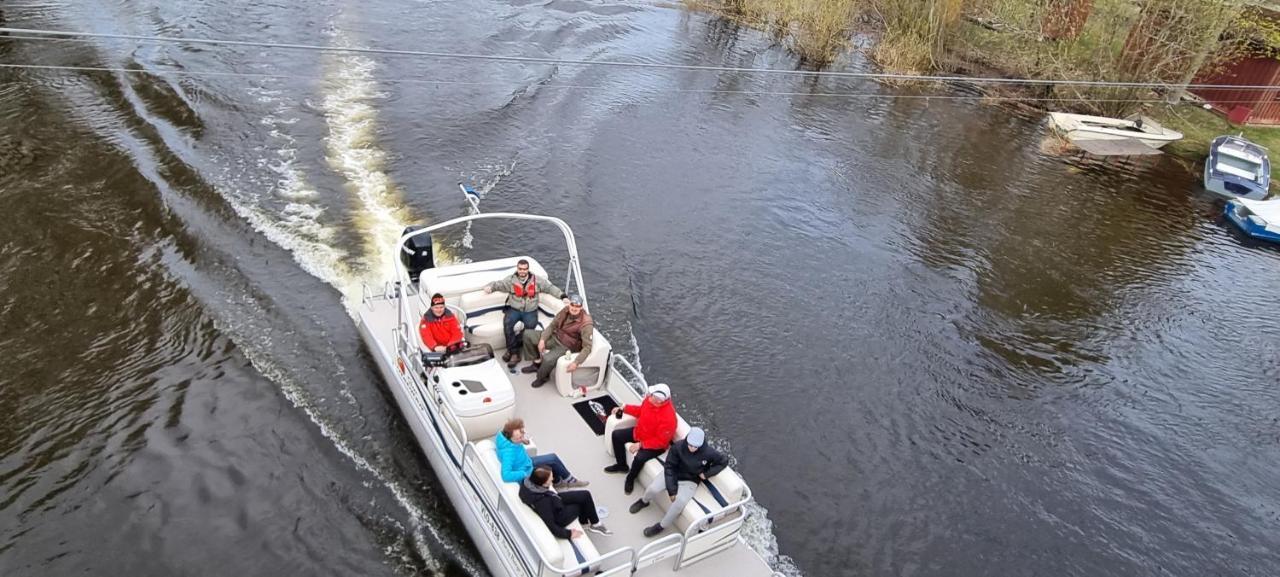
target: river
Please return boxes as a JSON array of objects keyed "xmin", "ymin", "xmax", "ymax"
[{"xmin": 2, "ymin": 1, "xmax": 1279, "ymax": 576}]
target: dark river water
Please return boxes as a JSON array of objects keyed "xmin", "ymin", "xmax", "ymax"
[{"xmin": 3, "ymin": 1, "xmax": 1280, "ymax": 576}]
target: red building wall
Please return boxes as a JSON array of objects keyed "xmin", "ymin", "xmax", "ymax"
[{"xmin": 1191, "ymin": 57, "xmax": 1280, "ymax": 125}]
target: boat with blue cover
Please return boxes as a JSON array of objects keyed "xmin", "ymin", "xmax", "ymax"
[
  {"xmin": 1224, "ymin": 197, "xmax": 1280, "ymax": 243},
  {"xmin": 1204, "ymin": 135, "xmax": 1270, "ymax": 200}
]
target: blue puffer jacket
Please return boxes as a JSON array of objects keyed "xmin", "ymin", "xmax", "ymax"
[{"xmin": 495, "ymin": 431, "xmax": 532, "ymax": 483}]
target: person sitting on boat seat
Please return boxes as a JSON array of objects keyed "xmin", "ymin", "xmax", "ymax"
[
  {"xmin": 604, "ymin": 383, "xmax": 677, "ymax": 495},
  {"xmin": 520, "ymin": 467, "xmax": 613, "ymax": 539},
  {"xmin": 496, "ymin": 418, "xmax": 589, "ymax": 489},
  {"xmin": 419, "ymin": 293, "xmax": 463, "ymax": 353},
  {"xmin": 520, "ymin": 294, "xmax": 592, "ymax": 388},
  {"xmin": 629, "ymin": 426, "xmax": 728, "ymax": 538},
  {"xmin": 484, "ymin": 259, "xmax": 568, "ymax": 368}
]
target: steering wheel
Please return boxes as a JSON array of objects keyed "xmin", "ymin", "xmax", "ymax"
[{"xmin": 445, "ymin": 340, "xmax": 468, "ymax": 354}]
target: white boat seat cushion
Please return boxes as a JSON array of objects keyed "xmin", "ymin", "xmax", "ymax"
[
  {"xmin": 637, "ymin": 460, "xmax": 746, "ymax": 533},
  {"xmin": 473, "ymin": 440, "xmax": 600, "ymax": 572},
  {"xmin": 554, "ymin": 329, "xmax": 612, "ymax": 397},
  {"xmin": 603, "ymin": 413, "xmax": 690, "ymax": 458},
  {"xmin": 602, "ymin": 414, "xmax": 743, "ymax": 532},
  {"xmin": 453, "ymin": 285, "xmax": 572, "ymax": 352}
]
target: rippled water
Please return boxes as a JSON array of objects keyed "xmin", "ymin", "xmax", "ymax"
[{"xmin": 3, "ymin": 1, "xmax": 1280, "ymax": 576}]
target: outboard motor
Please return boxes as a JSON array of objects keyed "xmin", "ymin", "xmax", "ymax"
[{"xmin": 400, "ymin": 225, "xmax": 434, "ymax": 283}]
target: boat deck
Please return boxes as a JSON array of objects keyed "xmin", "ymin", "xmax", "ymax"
[
  {"xmin": 356, "ymin": 293, "xmax": 774, "ymax": 577},
  {"xmin": 506, "ymin": 363, "xmax": 770, "ymax": 577}
]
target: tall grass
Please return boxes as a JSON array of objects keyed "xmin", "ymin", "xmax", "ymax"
[
  {"xmin": 870, "ymin": 0, "xmax": 967, "ymax": 74},
  {"xmin": 689, "ymin": 0, "xmax": 861, "ymax": 65}
]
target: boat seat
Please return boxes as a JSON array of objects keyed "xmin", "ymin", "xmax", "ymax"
[
  {"xmin": 473, "ymin": 439, "xmax": 601, "ymax": 574},
  {"xmin": 458, "ymin": 292, "xmax": 566, "ymax": 353},
  {"xmin": 603, "ymin": 414, "xmax": 747, "ymax": 532},
  {"xmin": 554, "ymin": 329, "xmax": 611, "ymax": 397}
]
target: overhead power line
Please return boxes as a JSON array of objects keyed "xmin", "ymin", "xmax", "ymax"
[
  {"xmin": 2, "ymin": 26, "xmax": 1280, "ymax": 91},
  {"xmin": 1, "ymin": 61, "xmax": 1274, "ymax": 106}
]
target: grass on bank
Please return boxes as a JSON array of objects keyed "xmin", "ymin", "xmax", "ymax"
[{"xmin": 1149, "ymin": 104, "xmax": 1280, "ymax": 191}]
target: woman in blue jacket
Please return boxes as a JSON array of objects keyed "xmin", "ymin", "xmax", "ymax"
[{"xmin": 496, "ymin": 418, "xmax": 589, "ymax": 488}]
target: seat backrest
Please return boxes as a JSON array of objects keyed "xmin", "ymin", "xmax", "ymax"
[
  {"xmin": 420, "ymin": 257, "xmax": 550, "ymax": 311},
  {"xmin": 473, "ymin": 439, "xmax": 567, "ymax": 567}
]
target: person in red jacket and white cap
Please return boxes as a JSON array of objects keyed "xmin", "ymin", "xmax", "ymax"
[
  {"xmin": 419, "ymin": 293, "xmax": 463, "ymax": 352},
  {"xmin": 604, "ymin": 383, "xmax": 677, "ymax": 495}
]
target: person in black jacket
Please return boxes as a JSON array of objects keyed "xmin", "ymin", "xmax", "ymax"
[
  {"xmin": 519, "ymin": 467, "xmax": 613, "ymax": 539},
  {"xmin": 627, "ymin": 427, "xmax": 729, "ymax": 537}
]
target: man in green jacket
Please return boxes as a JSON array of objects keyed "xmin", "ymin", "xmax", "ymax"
[
  {"xmin": 520, "ymin": 295, "xmax": 593, "ymax": 388},
  {"xmin": 484, "ymin": 259, "xmax": 567, "ymax": 368}
]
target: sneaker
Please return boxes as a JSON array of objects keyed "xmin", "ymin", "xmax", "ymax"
[
  {"xmin": 623, "ymin": 478, "xmax": 635, "ymax": 495},
  {"xmin": 629, "ymin": 499, "xmax": 649, "ymax": 514},
  {"xmin": 520, "ymin": 363, "xmax": 541, "ymax": 374},
  {"xmin": 502, "ymin": 350, "xmax": 515, "ymax": 363},
  {"xmin": 531, "ymin": 378, "xmax": 547, "ymax": 388},
  {"xmin": 585, "ymin": 524, "xmax": 613, "ymax": 536},
  {"xmin": 555, "ymin": 478, "xmax": 590, "ymax": 489},
  {"xmin": 603, "ymin": 464, "xmax": 628, "ymax": 474},
  {"xmin": 643, "ymin": 523, "xmax": 664, "ymax": 538},
  {"xmin": 506, "ymin": 354, "xmax": 519, "ymax": 369}
]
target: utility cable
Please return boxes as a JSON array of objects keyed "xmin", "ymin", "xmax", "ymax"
[
  {"xmin": 3, "ymin": 26, "xmax": 1280, "ymax": 91},
  {"xmin": 3, "ymin": 61, "xmax": 1273, "ymax": 105}
]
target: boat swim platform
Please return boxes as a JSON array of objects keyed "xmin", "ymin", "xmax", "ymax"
[{"xmin": 1068, "ymin": 137, "xmax": 1163, "ymax": 156}]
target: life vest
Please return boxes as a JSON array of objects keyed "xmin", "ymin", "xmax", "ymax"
[{"xmin": 512, "ymin": 276, "xmax": 537, "ymax": 298}]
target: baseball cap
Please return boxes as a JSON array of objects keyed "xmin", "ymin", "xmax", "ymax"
[{"xmin": 649, "ymin": 383, "xmax": 670, "ymax": 401}]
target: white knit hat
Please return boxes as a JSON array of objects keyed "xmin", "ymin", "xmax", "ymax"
[{"xmin": 648, "ymin": 383, "xmax": 671, "ymax": 401}]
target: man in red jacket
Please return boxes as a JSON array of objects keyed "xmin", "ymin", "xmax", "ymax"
[
  {"xmin": 604, "ymin": 383, "xmax": 677, "ymax": 494},
  {"xmin": 419, "ymin": 293, "xmax": 463, "ymax": 352}
]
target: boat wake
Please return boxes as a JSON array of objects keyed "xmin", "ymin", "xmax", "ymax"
[{"xmin": 318, "ymin": 36, "xmax": 421, "ymax": 290}]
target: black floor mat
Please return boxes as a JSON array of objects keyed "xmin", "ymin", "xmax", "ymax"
[{"xmin": 571, "ymin": 395, "xmax": 619, "ymax": 436}]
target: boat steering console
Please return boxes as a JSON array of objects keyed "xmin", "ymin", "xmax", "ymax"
[{"xmin": 422, "ymin": 342, "xmax": 496, "ymax": 370}]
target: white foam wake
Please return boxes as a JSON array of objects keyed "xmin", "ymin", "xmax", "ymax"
[{"xmin": 318, "ymin": 39, "xmax": 421, "ymax": 286}]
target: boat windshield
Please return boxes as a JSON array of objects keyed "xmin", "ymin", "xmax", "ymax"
[
  {"xmin": 1218, "ymin": 154, "xmax": 1263, "ymax": 178},
  {"xmin": 444, "ymin": 343, "xmax": 495, "ymax": 368}
]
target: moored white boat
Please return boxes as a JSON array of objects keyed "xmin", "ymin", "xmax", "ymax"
[
  {"xmin": 354, "ymin": 191, "xmax": 781, "ymax": 577},
  {"xmin": 1047, "ymin": 112, "xmax": 1183, "ymax": 149},
  {"xmin": 1204, "ymin": 135, "xmax": 1270, "ymax": 200}
]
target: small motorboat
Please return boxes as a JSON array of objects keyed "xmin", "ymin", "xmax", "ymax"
[
  {"xmin": 1047, "ymin": 112, "xmax": 1183, "ymax": 149},
  {"xmin": 1224, "ymin": 197, "xmax": 1280, "ymax": 243},
  {"xmin": 1204, "ymin": 135, "xmax": 1270, "ymax": 200}
]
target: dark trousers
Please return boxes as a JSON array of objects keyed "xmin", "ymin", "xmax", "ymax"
[
  {"xmin": 531, "ymin": 453, "xmax": 572, "ymax": 483},
  {"xmin": 554, "ymin": 490, "xmax": 600, "ymax": 527},
  {"xmin": 611, "ymin": 427, "xmax": 665, "ymax": 485},
  {"xmin": 503, "ymin": 307, "xmax": 538, "ymax": 352}
]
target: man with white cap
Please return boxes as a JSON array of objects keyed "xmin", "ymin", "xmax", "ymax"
[
  {"xmin": 604, "ymin": 383, "xmax": 677, "ymax": 494},
  {"xmin": 629, "ymin": 426, "xmax": 729, "ymax": 538}
]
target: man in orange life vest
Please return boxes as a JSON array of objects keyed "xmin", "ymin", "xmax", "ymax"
[
  {"xmin": 484, "ymin": 259, "xmax": 567, "ymax": 368},
  {"xmin": 520, "ymin": 294, "xmax": 592, "ymax": 389},
  {"xmin": 419, "ymin": 293, "xmax": 463, "ymax": 352}
]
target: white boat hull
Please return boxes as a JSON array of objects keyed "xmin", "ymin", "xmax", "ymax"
[
  {"xmin": 356, "ymin": 313, "xmax": 524, "ymax": 577},
  {"xmin": 1048, "ymin": 112, "xmax": 1182, "ymax": 149}
]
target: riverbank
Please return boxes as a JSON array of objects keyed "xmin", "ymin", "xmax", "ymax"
[
  {"xmin": 1148, "ymin": 105, "xmax": 1280, "ymax": 191},
  {"xmin": 680, "ymin": 0, "xmax": 1279, "ymax": 195}
]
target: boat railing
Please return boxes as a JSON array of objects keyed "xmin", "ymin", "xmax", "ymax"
[
  {"xmin": 675, "ymin": 484, "xmax": 756, "ymax": 569},
  {"xmin": 608, "ymin": 355, "xmax": 649, "ymax": 399},
  {"xmin": 633, "ymin": 533, "xmax": 683, "ymax": 571},
  {"xmin": 459, "ymin": 442, "xmax": 638, "ymax": 577}
]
